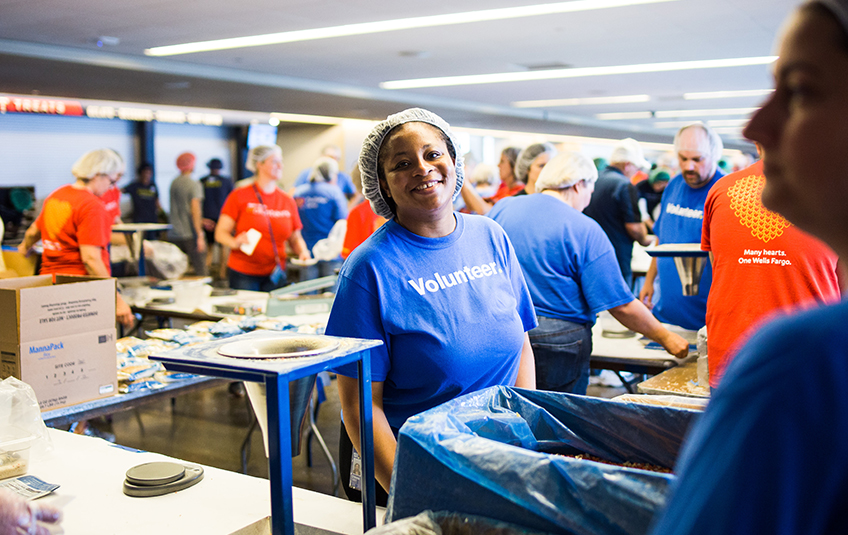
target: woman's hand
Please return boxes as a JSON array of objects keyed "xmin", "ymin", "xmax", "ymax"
[{"xmin": 232, "ymin": 232, "xmax": 250, "ymax": 248}]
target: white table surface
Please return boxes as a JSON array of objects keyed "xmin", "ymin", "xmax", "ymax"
[
  {"xmin": 28, "ymin": 429, "xmax": 382, "ymax": 535},
  {"xmin": 591, "ymin": 322, "xmax": 696, "ymax": 364}
]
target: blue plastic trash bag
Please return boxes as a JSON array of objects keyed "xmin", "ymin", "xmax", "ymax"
[{"xmin": 388, "ymin": 386, "xmax": 699, "ymax": 535}]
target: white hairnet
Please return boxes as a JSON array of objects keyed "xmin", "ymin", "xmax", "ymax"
[
  {"xmin": 359, "ymin": 108, "xmax": 464, "ymax": 219},
  {"xmin": 514, "ymin": 143, "xmax": 557, "ymax": 183},
  {"xmin": 71, "ymin": 148, "xmax": 125, "ymax": 181},
  {"xmin": 535, "ymin": 152, "xmax": 598, "ymax": 191},
  {"xmin": 246, "ymin": 145, "xmax": 283, "ymax": 173},
  {"xmin": 309, "ymin": 156, "xmax": 339, "ymax": 183}
]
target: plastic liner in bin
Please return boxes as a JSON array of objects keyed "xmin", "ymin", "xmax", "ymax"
[
  {"xmin": 387, "ymin": 386, "xmax": 700, "ymax": 535},
  {"xmin": 368, "ymin": 510, "xmax": 555, "ymax": 535}
]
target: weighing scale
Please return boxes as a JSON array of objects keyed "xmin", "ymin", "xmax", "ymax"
[
  {"xmin": 645, "ymin": 243, "xmax": 710, "ymax": 296},
  {"xmin": 150, "ymin": 330, "xmax": 380, "ymax": 535}
]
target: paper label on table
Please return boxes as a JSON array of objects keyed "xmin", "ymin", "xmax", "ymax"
[
  {"xmin": 0, "ymin": 475, "xmax": 60, "ymax": 500},
  {"xmin": 240, "ymin": 228, "xmax": 262, "ymax": 256}
]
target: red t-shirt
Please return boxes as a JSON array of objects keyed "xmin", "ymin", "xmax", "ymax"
[
  {"xmin": 489, "ymin": 182, "xmax": 525, "ymax": 203},
  {"xmin": 37, "ymin": 185, "xmax": 112, "ymax": 276},
  {"xmin": 220, "ymin": 185, "xmax": 302, "ymax": 276},
  {"xmin": 101, "ymin": 186, "xmax": 122, "ymax": 223},
  {"xmin": 702, "ymin": 161, "xmax": 840, "ymax": 387},
  {"xmin": 341, "ymin": 200, "xmax": 385, "ymax": 260}
]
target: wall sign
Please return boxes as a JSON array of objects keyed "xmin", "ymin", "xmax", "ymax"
[{"xmin": 0, "ymin": 96, "xmax": 84, "ymax": 116}]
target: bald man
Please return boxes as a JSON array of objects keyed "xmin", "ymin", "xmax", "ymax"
[{"xmin": 639, "ymin": 123, "xmax": 724, "ymax": 330}]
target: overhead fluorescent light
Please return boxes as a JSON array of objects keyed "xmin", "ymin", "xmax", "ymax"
[
  {"xmin": 683, "ymin": 89, "xmax": 774, "ymax": 100},
  {"xmin": 512, "ymin": 94, "xmax": 650, "ymax": 108},
  {"xmin": 654, "ymin": 107, "xmax": 759, "ymax": 118},
  {"xmin": 595, "ymin": 111, "xmax": 654, "ymax": 120},
  {"xmin": 269, "ymin": 112, "xmax": 342, "ymax": 125},
  {"xmin": 707, "ymin": 118, "xmax": 750, "ymax": 127},
  {"xmin": 381, "ymin": 56, "xmax": 778, "ymax": 89},
  {"xmin": 653, "ymin": 120, "xmax": 692, "ymax": 129},
  {"xmin": 145, "ymin": 0, "xmax": 677, "ymax": 56},
  {"xmin": 654, "ymin": 118, "xmax": 751, "ymax": 129}
]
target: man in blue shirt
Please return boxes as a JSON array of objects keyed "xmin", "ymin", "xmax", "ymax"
[
  {"xmin": 584, "ymin": 138, "xmax": 654, "ymax": 287},
  {"xmin": 639, "ymin": 123, "xmax": 724, "ymax": 330}
]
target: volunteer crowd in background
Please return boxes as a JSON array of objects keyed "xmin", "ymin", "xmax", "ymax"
[{"xmin": 10, "ymin": 0, "xmax": 848, "ymax": 530}]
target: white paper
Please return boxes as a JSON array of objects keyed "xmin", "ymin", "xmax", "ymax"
[{"xmin": 240, "ymin": 228, "xmax": 262, "ymax": 256}]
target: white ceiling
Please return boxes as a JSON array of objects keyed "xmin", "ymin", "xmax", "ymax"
[{"xmin": 0, "ymin": 0, "xmax": 798, "ymax": 147}]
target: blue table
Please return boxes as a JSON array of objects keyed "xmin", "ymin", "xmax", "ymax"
[{"xmin": 150, "ymin": 331, "xmax": 380, "ymax": 535}]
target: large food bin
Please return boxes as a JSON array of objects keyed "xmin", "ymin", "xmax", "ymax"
[{"xmin": 388, "ymin": 387, "xmax": 699, "ymax": 535}]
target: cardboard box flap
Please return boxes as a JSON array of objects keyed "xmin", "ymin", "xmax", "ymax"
[{"xmin": 1, "ymin": 277, "xmax": 117, "ymax": 343}]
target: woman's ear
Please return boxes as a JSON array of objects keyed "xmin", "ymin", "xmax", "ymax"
[{"xmin": 379, "ymin": 177, "xmax": 391, "ymax": 198}]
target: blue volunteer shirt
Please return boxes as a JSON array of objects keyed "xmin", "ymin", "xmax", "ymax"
[
  {"xmin": 293, "ymin": 181, "xmax": 349, "ymax": 251},
  {"xmin": 652, "ymin": 171, "xmax": 722, "ymax": 330},
  {"xmin": 327, "ymin": 213, "xmax": 537, "ymax": 431},
  {"xmin": 490, "ymin": 194, "xmax": 634, "ymax": 324},
  {"xmin": 651, "ymin": 298, "xmax": 848, "ymax": 535},
  {"xmin": 295, "ymin": 168, "xmax": 356, "ymax": 197}
]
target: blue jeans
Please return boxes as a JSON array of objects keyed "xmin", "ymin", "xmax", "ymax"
[
  {"xmin": 228, "ymin": 267, "xmax": 287, "ymax": 292},
  {"xmin": 529, "ymin": 316, "xmax": 593, "ymax": 395}
]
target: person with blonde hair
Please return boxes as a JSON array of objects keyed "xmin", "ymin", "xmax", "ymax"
[
  {"xmin": 215, "ymin": 145, "xmax": 310, "ymax": 291},
  {"xmin": 490, "ymin": 152, "xmax": 688, "ymax": 393},
  {"xmin": 18, "ymin": 148, "xmax": 134, "ymax": 327}
]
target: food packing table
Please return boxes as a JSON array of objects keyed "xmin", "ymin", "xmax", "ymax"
[
  {"xmin": 150, "ymin": 331, "xmax": 381, "ymax": 535},
  {"xmin": 25, "ymin": 428, "xmax": 383, "ymax": 534}
]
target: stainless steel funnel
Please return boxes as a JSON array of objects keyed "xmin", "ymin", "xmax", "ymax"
[{"xmin": 673, "ymin": 255, "xmax": 708, "ymax": 296}]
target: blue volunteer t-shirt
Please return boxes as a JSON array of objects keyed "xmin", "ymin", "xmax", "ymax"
[
  {"xmin": 490, "ymin": 194, "xmax": 634, "ymax": 324},
  {"xmin": 295, "ymin": 168, "xmax": 356, "ymax": 197},
  {"xmin": 652, "ymin": 171, "xmax": 722, "ymax": 330},
  {"xmin": 650, "ymin": 299, "xmax": 848, "ymax": 535},
  {"xmin": 327, "ymin": 213, "xmax": 537, "ymax": 431},
  {"xmin": 293, "ymin": 182, "xmax": 349, "ymax": 251}
]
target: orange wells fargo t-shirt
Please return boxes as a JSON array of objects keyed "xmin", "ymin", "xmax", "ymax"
[{"xmin": 701, "ymin": 161, "xmax": 841, "ymax": 387}]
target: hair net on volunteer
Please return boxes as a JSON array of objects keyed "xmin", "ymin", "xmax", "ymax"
[
  {"xmin": 534, "ymin": 152, "xmax": 599, "ymax": 192},
  {"xmin": 358, "ymin": 108, "xmax": 465, "ymax": 219},
  {"xmin": 514, "ymin": 143, "xmax": 557, "ymax": 183}
]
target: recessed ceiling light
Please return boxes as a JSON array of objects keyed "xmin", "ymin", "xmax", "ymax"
[
  {"xmin": 512, "ymin": 94, "xmax": 650, "ymax": 107},
  {"xmin": 145, "ymin": 0, "xmax": 678, "ymax": 56},
  {"xmin": 683, "ymin": 89, "xmax": 774, "ymax": 100},
  {"xmin": 381, "ymin": 57, "xmax": 778, "ymax": 89}
]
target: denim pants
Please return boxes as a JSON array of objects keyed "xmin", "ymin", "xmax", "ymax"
[
  {"xmin": 529, "ymin": 316, "xmax": 593, "ymax": 395},
  {"xmin": 228, "ymin": 267, "xmax": 287, "ymax": 292}
]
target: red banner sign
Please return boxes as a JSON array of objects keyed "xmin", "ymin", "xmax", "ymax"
[{"xmin": 0, "ymin": 96, "xmax": 84, "ymax": 116}]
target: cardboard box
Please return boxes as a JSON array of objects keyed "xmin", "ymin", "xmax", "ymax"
[
  {"xmin": 0, "ymin": 275, "xmax": 115, "ymax": 345},
  {"xmin": 0, "ymin": 275, "xmax": 118, "ymax": 410},
  {"xmin": 1, "ymin": 329, "xmax": 117, "ymax": 410}
]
